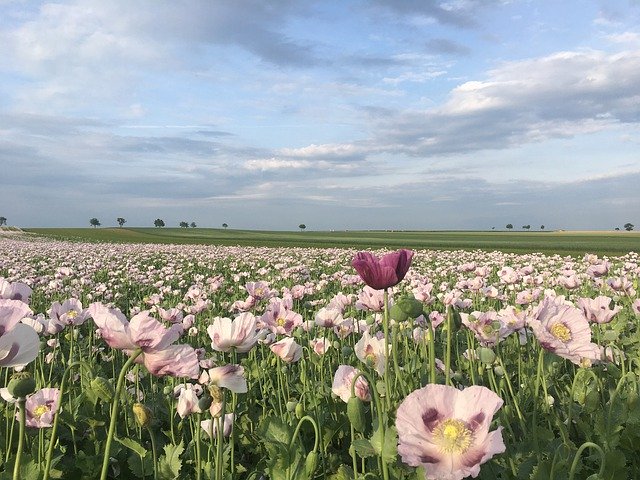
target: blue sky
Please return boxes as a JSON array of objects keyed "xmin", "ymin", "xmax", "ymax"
[{"xmin": 1, "ymin": 0, "xmax": 639, "ymax": 230}]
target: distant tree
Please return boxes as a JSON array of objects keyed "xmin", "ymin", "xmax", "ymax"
[
  {"xmin": 522, "ymin": 225, "xmax": 530, "ymax": 230},
  {"xmin": 90, "ymin": 218, "xmax": 101, "ymax": 228},
  {"xmin": 154, "ymin": 219, "xmax": 165, "ymax": 228},
  {"xmin": 179, "ymin": 221, "xmax": 189, "ymax": 228},
  {"xmin": 0, "ymin": 216, "xmax": 6, "ymax": 226},
  {"xmin": 491, "ymin": 226, "xmax": 495, "ymax": 230},
  {"xmin": 624, "ymin": 223, "xmax": 634, "ymax": 231},
  {"xmin": 506, "ymin": 224, "xmax": 513, "ymax": 230},
  {"xmin": 190, "ymin": 222, "xmax": 197, "ymax": 228},
  {"xmin": 615, "ymin": 227, "xmax": 620, "ymax": 231},
  {"xmin": 117, "ymin": 217, "xmax": 126, "ymax": 227},
  {"xmin": 299, "ymin": 224, "xmax": 306, "ymax": 232},
  {"xmin": 540, "ymin": 225, "xmax": 545, "ymax": 230},
  {"xmin": 222, "ymin": 223, "xmax": 228, "ymax": 229}
]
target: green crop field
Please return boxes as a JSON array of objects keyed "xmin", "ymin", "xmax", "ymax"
[{"xmin": 22, "ymin": 227, "xmax": 640, "ymax": 256}]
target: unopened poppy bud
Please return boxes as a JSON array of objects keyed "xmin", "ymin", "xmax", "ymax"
[
  {"xmin": 341, "ymin": 346, "xmax": 353, "ymax": 356},
  {"xmin": 347, "ymin": 396, "xmax": 366, "ymax": 433},
  {"xmin": 286, "ymin": 400, "xmax": 298, "ymax": 412},
  {"xmin": 91, "ymin": 377, "xmax": 115, "ymax": 403},
  {"xmin": 305, "ymin": 451, "xmax": 319, "ymax": 476},
  {"xmin": 8, "ymin": 372, "xmax": 36, "ymax": 398},
  {"xmin": 132, "ymin": 403, "xmax": 152, "ymax": 427},
  {"xmin": 198, "ymin": 394, "xmax": 213, "ymax": 411},
  {"xmin": 208, "ymin": 385, "xmax": 224, "ymax": 404},
  {"xmin": 295, "ymin": 402, "xmax": 304, "ymax": 419}
]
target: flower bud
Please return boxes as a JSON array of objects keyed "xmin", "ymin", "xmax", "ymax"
[
  {"xmin": 286, "ymin": 400, "xmax": 298, "ymax": 413},
  {"xmin": 295, "ymin": 402, "xmax": 304, "ymax": 419},
  {"xmin": 7, "ymin": 372, "xmax": 36, "ymax": 398},
  {"xmin": 304, "ymin": 451, "xmax": 318, "ymax": 476},
  {"xmin": 132, "ymin": 403, "xmax": 152, "ymax": 428},
  {"xmin": 347, "ymin": 396, "xmax": 366, "ymax": 433},
  {"xmin": 341, "ymin": 346, "xmax": 353, "ymax": 356},
  {"xmin": 198, "ymin": 394, "xmax": 213, "ymax": 411},
  {"xmin": 389, "ymin": 304, "xmax": 408, "ymax": 322}
]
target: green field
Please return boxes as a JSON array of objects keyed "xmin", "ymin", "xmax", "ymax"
[{"xmin": 21, "ymin": 227, "xmax": 640, "ymax": 256}]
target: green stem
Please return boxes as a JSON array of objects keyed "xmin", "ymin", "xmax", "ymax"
[
  {"xmin": 382, "ymin": 290, "xmax": 391, "ymax": 410},
  {"xmin": 445, "ymin": 306, "xmax": 452, "ymax": 386},
  {"xmin": 100, "ymin": 348, "xmax": 143, "ymax": 480},
  {"xmin": 428, "ymin": 321, "xmax": 436, "ymax": 384},
  {"xmin": 568, "ymin": 442, "xmax": 606, "ymax": 480},
  {"xmin": 195, "ymin": 413, "xmax": 202, "ymax": 480},
  {"xmin": 43, "ymin": 360, "xmax": 92, "ymax": 480},
  {"xmin": 12, "ymin": 399, "xmax": 26, "ymax": 480}
]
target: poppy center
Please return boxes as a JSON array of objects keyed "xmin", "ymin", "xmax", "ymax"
[
  {"xmin": 276, "ymin": 317, "xmax": 286, "ymax": 327},
  {"xmin": 33, "ymin": 405, "xmax": 49, "ymax": 419},
  {"xmin": 434, "ymin": 419, "xmax": 473, "ymax": 453},
  {"xmin": 550, "ymin": 323, "xmax": 571, "ymax": 342}
]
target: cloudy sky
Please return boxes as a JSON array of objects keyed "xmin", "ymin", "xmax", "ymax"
[{"xmin": 1, "ymin": 0, "xmax": 639, "ymax": 230}]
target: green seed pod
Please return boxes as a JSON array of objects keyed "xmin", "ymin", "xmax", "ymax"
[
  {"xmin": 389, "ymin": 304, "xmax": 409, "ymax": 322},
  {"xmin": 198, "ymin": 394, "xmax": 213, "ymax": 411},
  {"xmin": 347, "ymin": 396, "xmax": 367, "ymax": 433},
  {"xmin": 7, "ymin": 372, "xmax": 36, "ymax": 398},
  {"xmin": 477, "ymin": 347, "xmax": 496, "ymax": 365},
  {"xmin": 305, "ymin": 451, "xmax": 319, "ymax": 476},
  {"xmin": 376, "ymin": 380, "xmax": 386, "ymax": 397},
  {"xmin": 163, "ymin": 385, "xmax": 173, "ymax": 395},
  {"xmin": 90, "ymin": 376, "xmax": 115, "ymax": 403},
  {"xmin": 396, "ymin": 296, "xmax": 424, "ymax": 318},
  {"xmin": 493, "ymin": 365, "xmax": 505, "ymax": 377},
  {"xmin": 341, "ymin": 346, "xmax": 353, "ymax": 356},
  {"xmin": 286, "ymin": 400, "xmax": 298, "ymax": 412}
]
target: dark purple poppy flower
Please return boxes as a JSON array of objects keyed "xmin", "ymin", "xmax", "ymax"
[{"xmin": 351, "ymin": 249, "xmax": 414, "ymax": 290}]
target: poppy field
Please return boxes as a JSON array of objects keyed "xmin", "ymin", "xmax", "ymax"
[{"xmin": 1, "ymin": 235, "xmax": 640, "ymax": 479}]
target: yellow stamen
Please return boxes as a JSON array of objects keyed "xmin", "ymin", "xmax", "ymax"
[
  {"xmin": 33, "ymin": 405, "xmax": 49, "ymax": 419},
  {"xmin": 433, "ymin": 419, "xmax": 473, "ymax": 453},
  {"xmin": 276, "ymin": 317, "xmax": 286, "ymax": 327},
  {"xmin": 550, "ymin": 323, "xmax": 571, "ymax": 342}
]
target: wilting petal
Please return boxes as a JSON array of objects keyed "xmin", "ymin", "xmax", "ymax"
[
  {"xmin": 144, "ymin": 344, "xmax": 200, "ymax": 379},
  {"xmin": 129, "ymin": 311, "xmax": 181, "ymax": 351},
  {"xmin": 88, "ymin": 303, "xmax": 136, "ymax": 350},
  {"xmin": 207, "ymin": 365, "xmax": 247, "ymax": 393}
]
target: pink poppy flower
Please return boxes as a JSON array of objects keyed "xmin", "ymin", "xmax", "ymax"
[
  {"xmin": 460, "ymin": 311, "xmax": 507, "ymax": 347},
  {"xmin": 0, "ymin": 299, "xmax": 40, "ymax": 368},
  {"xmin": 49, "ymin": 298, "xmax": 88, "ymax": 328},
  {"xmin": 576, "ymin": 296, "xmax": 621, "ymax": 324},
  {"xmin": 331, "ymin": 365, "xmax": 371, "ymax": 403},
  {"xmin": 24, "ymin": 388, "xmax": 61, "ymax": 428},
  {"xmin": 355, "ymin": 286, "xmax": 385, "ymax": 312},
  {"xmin": 260, "ymin": 296, "xmax": 302, "ymax": 335},
  {"xmin": 0, "ymin": 278, "xmax": 32, "ymax": 304},
  {"xmin": 352, "ymin": 249, "xmax": 414, "ymax": 290},
  {"xmin": 201, "ymin": 413, "xmax": 234, "ymax": 439},
  {"xmin": 269, "ymin": 337, "xmax": 302, "ymax": 363},
  {"xmin": 315, "ymin": 308, "xmax": 344, "ymax": 328},
  {"xmin": 207, "ymin": 313, "xmax": 258, "ymax": 353},
  {"xmin": 396, "ymin": 384, "xmax": 505, "ymax": 480},
  {"xmin": 310, "ymin": 337, "xmax": 331, "ymax": 355},
  {"xmin": 528, "ymin": 296, "xmax": 601, "ymax": 366},
  {"xmin": 355, "ymin": 331, "xmax": 388, "ymax": 376},
  {"xmin": 88, "ymin": 303, "xmax": 199, "ymax": 378},
  {"xmin": 176, "ymin": 385, "xmax": 201, "ymax": 418}
]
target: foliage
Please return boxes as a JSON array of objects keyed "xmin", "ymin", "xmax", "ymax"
[
  {"xmin": 154, "ymin": 219, "xmax": 165, "ymax": 228},
  {"xmin": 89, "ymin": 218, "xmax": 101, "ymax": 228}
]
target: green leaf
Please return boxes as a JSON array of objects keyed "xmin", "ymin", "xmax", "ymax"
[
  {"xmin": 157, "ymin": 441, "xmax": 184, "ymax": 480},
  {"xmin": 329, "ymin": 464, "xmax": 355, "ymax": 480},
  {"xmin": 115, "ymin": 436, "xmax": 148, "ymax": 457},
  {"xmin": 352, "ymin": 439, "xmax": 376, "ymax": 458},
  {"xmin": 382, "ymin": 426, "xmax": 397, "ymax": 464},
  {"xmin": 128, "ymin": 451, "xmax": 155, "ymax": 479}
]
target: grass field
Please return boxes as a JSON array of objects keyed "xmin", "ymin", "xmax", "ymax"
[{"xmin": 20, "ymin": 227, "xmax": 640, "ymax": 256}]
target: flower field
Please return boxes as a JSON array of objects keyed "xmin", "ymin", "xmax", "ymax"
[{"xmin": 1, "ymin": 236, "xmax": 639, "ymax": 479}]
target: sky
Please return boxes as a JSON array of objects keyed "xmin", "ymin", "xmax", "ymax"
[{"xmin": 1, "ymin": 0, "xmax": 640, "ymax": 231}]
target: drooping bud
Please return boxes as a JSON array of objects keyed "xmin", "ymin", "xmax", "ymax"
[
  {"xmin": 132, "ymin": 403, "xmax": 152, "ymax": 428},
  {"xmin": 347, "ymin": 396, "xmax": 366, "ymax": 433}
]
